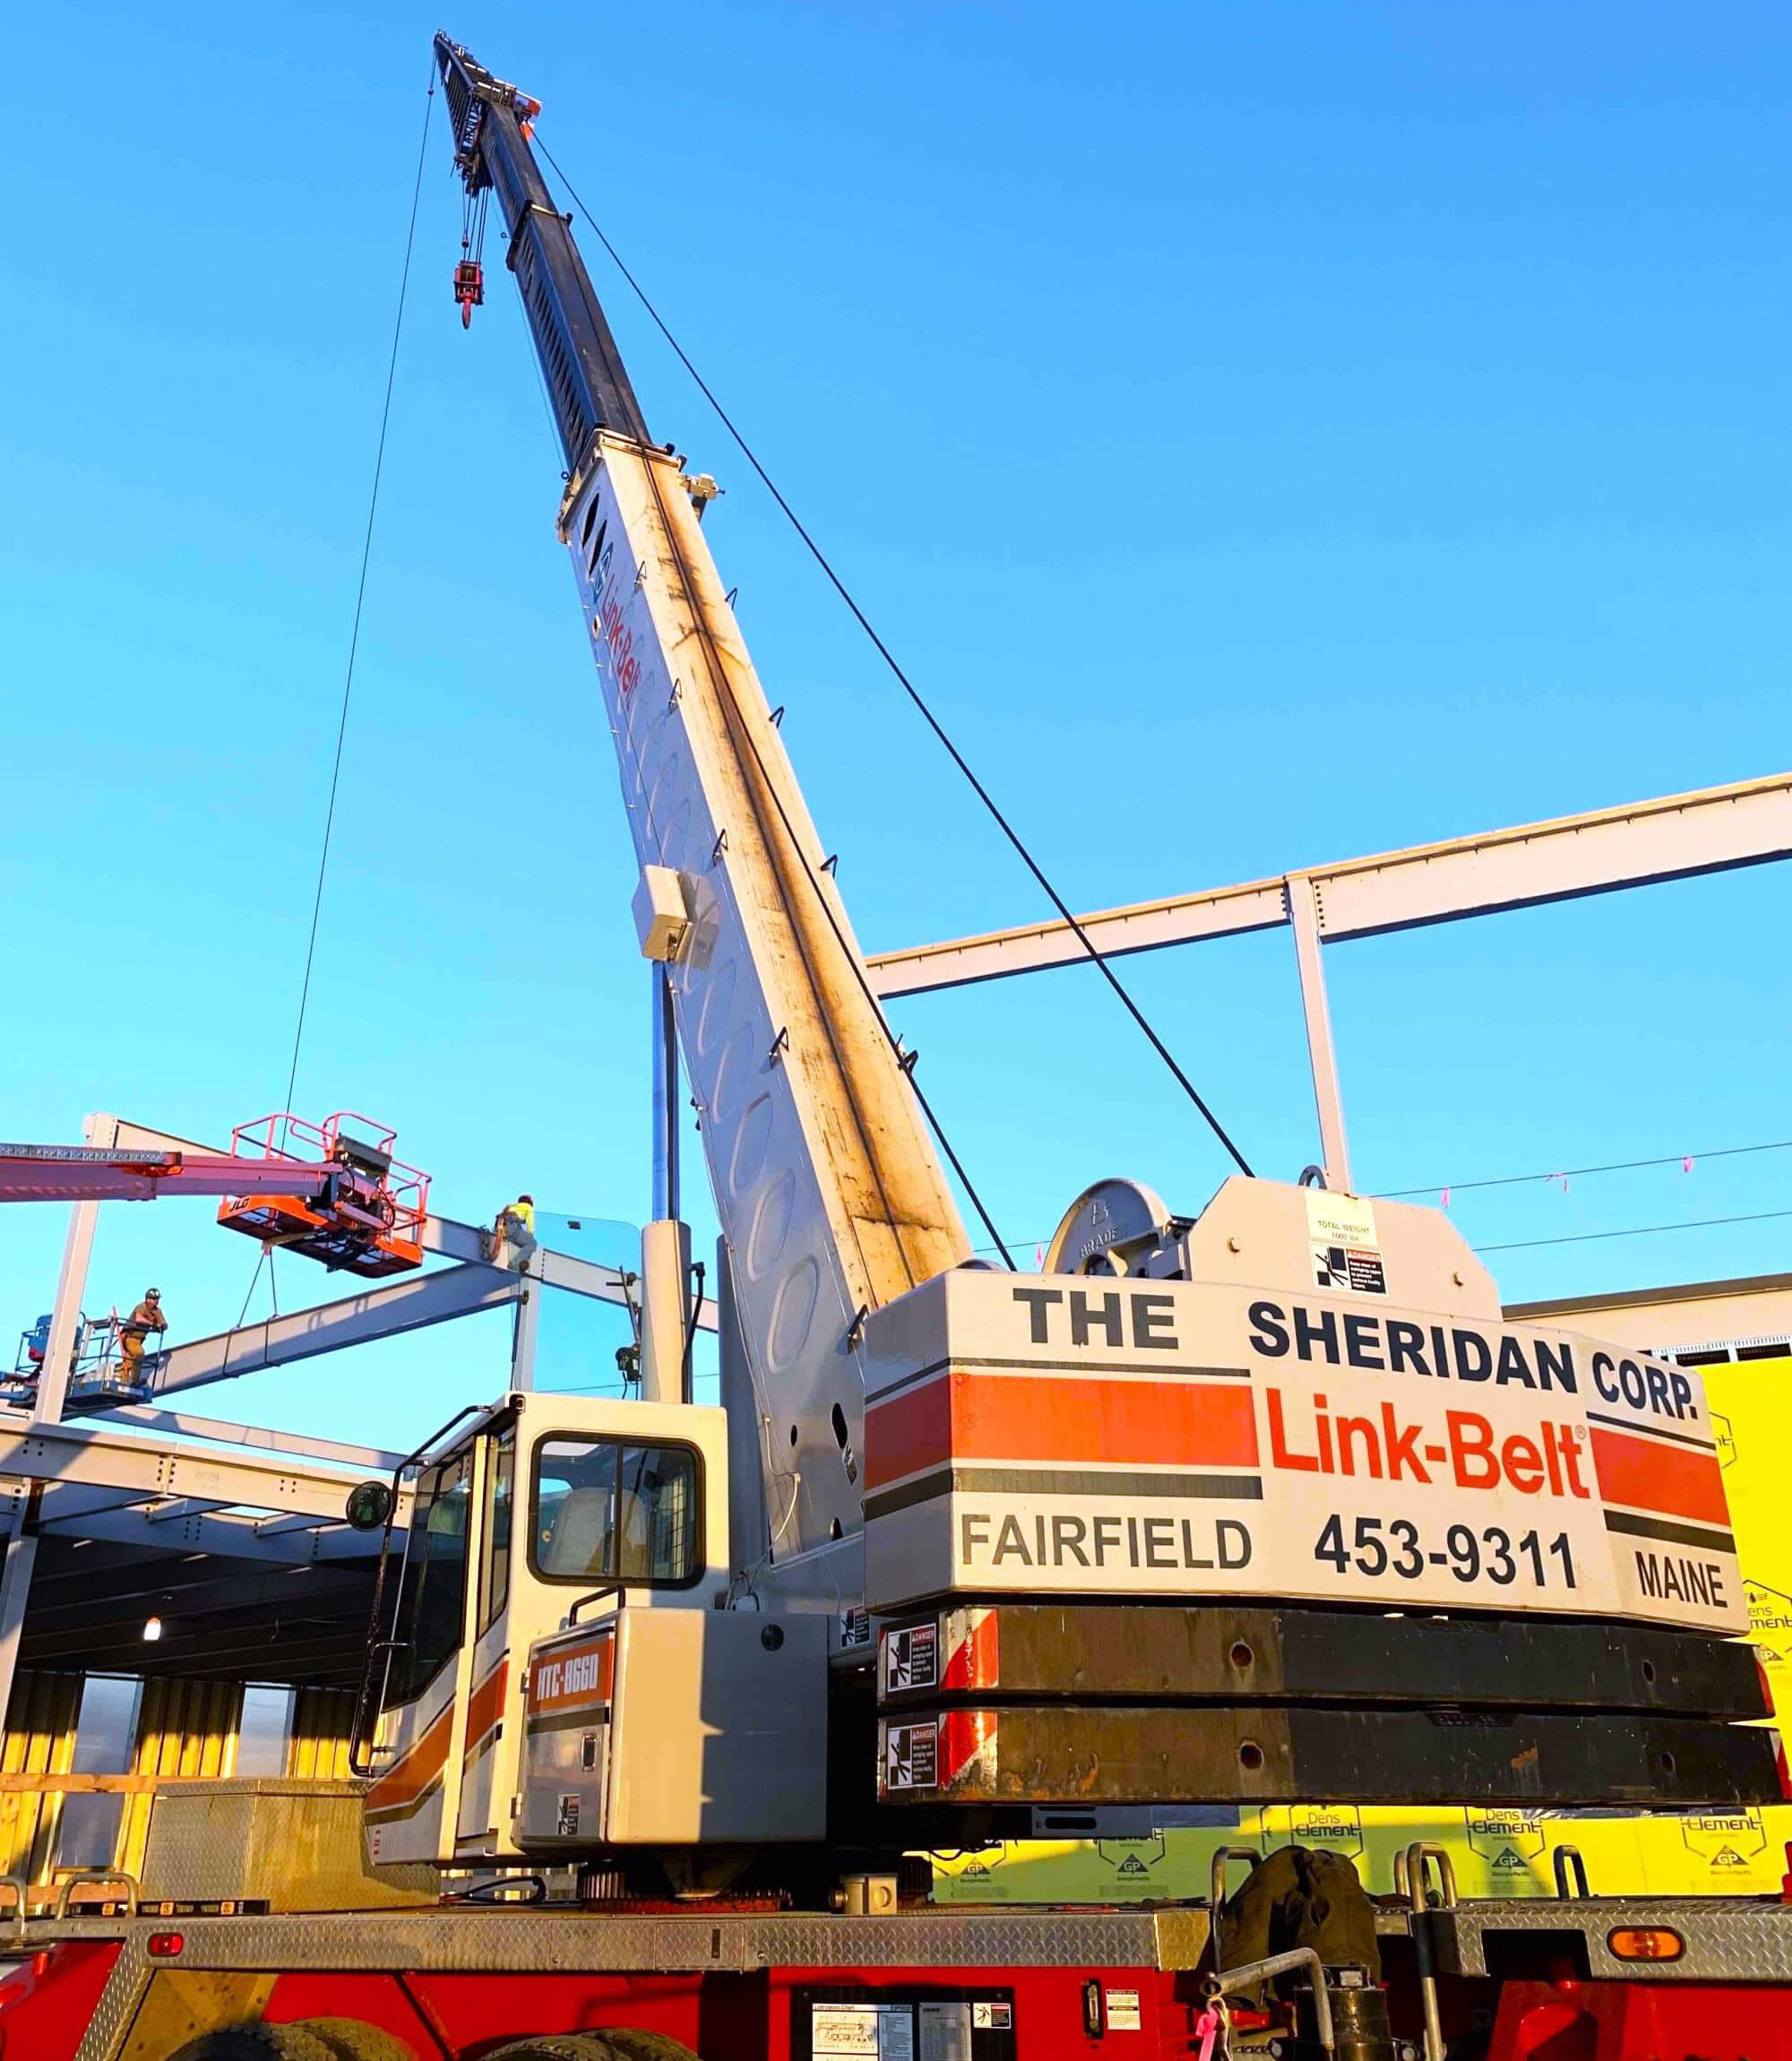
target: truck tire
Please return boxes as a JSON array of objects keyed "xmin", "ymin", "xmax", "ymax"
[
  {"xmin": 601, "ymin": 2039, "xmax": 701, "ymax": 2061},
  {"xmin": 290, "ymin": 2020, "xmax": 419, "ymax": 2061},
  {"xmin": 170, "ymin": 2029, "xmax": 341, "ymax": 2061},
  {"xmin": 482, "ymin": 2043, "xmax": 626, "ymax": 2061},
  {"xmin": 484, "ymin": 2039, "xmax": 696, "ymax": 2061}
]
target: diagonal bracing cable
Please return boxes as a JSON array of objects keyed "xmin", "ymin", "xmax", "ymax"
[{"xmin": 534, "ymin": 137, "xmax": 1254, "ymax": 1180}]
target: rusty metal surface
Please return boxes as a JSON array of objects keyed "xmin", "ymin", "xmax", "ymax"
[
  {"xmin": 875, "ymin": 1602, "xmax": 1764, "ymax": 1716},
  {"xmin": 876, "ymin": 1703, "xmax": 1779, "ymax": 1807}
]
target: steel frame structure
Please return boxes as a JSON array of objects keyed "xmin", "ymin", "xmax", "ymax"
[
  {"xmin": 0, "ymin": 1108, "xmax": 719, "ymax": 1724},
  {"xmin": 866, "ymin": 772, "xmax": 1792, "ymax": 1194},
  {"xmin": 0, "ymin": 774, "xmax": 1782, "ymax": 1734}
]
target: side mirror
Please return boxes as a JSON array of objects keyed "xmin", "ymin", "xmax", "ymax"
[{"xmin": 346, "ymin": 1479, "xmax": 394, "ymax": 1531}]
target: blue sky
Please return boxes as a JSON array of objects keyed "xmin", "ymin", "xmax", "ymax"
[{"xmin": 2, "ymin": 3, "xmax": 1787, "ymax": 1448}]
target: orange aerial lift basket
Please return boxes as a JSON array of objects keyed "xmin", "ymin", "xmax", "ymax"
[{"xmin": 217, "ymin": 1112, "xmax": 431, "ymax": 1277}]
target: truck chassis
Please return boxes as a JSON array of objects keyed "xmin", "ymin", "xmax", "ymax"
[{"xmin": 12, "ymin": 1893, "xmax": 1792, "ymax": 2060}]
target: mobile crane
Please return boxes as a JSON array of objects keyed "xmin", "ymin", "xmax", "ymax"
[{"xmin": 13, "ymin": 34, "xmax": 1792, "ymax": 2061}]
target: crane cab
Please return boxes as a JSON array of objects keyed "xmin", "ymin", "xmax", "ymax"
[{"xmin": 354, "ymin": 1391, "xmax": 825, "ymax": 1875}]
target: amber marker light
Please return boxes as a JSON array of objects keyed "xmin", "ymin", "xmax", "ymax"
[{"xmin": 1607, "ymin": 1927, "xmax": 1684, "ymax": 1962}]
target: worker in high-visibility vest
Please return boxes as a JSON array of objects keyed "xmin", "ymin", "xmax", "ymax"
[
  {"xmin": 491, "ymin": 1194, "xmax": 537, "ymax": 1272},
  {"xmin": 117, "ymin": 1289, "xmax": 168, "ymax": 1379}
]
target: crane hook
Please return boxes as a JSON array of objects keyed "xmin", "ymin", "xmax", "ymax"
[{"xmin": 453, "ymin": 255, "xmax": 485, "ymax": 328}]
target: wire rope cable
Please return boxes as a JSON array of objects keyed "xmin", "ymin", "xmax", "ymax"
[
  {"xmin": 533, "ymin": 136, "xmax": 1253, "ymax": 1179},
  {"xmin": 1382, "ymin": 1136, "xmax": 1792, "ymax": 1202},
  {"xmin": 235, "ymin": 69, "xmax": 434, "ymax": 1332},
  {"xmin": 1475, "ymin": 1208, "xmax": 1792, "ymax": 1255},
  {"xmin": 281, "ymin": 67, "xmax": 435, "ymax": 1123}
]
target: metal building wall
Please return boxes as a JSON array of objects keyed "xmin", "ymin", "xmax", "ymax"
[
  {"xmin": 116, "ymin": 1677, "xmax": 244, "ymax": 1876},
  {"xmin": 0, "ymin": 1669, "xmax": 82, "ymax": 1884},
  {"xmin": 0, "ymin": 1671, "xmax": 359, "ymax": 1886},
  {"xmin": 289, "ymin": 1688, "xmax": 356, "ymax": 1781}
]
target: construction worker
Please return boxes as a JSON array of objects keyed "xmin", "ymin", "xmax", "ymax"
[
  {"xmin": 117, "ymin": 1289, "xmax": 168, "ymax": 1380},
  {"xmin": 491, "ymin": 1194, "xmax": 538, "ymax": 1272}
]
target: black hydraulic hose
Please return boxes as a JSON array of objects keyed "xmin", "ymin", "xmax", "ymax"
[{"xmin": 680, "ymin": 1257, "xmax": 705, "ymax": 1403}]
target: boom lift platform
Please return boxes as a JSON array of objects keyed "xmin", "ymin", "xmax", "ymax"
[
  {"xmin": 217, "ymin": 1112, "xmax": 430, "ymax": 1275},
  {"xmin": 11, "ymin": 30, "xmax": 1792, "ymax": 2060}
]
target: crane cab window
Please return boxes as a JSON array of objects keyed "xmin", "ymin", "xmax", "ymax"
[
  {"xmin": 478, "ymin": 1426, "xmax": 515, "ymax": 1636},
  {"xmin": 386, "ymin": 1447, "xmax": 473, "ymax": 1704},
  {"xmin": 530, "ymin": 1436, "xmax": 701, "ymax": 1589}
]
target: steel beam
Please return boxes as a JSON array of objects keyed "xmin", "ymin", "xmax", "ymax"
[
  {"xmin": 134, "ymin": 1263, "xmax": 521, "ymax": 1402},
  {"xmin": 420, "ymin": 1213, "xmax": 716, "ymax": 1330},
  {"xmin": 0, "ymin": 1418, "xmax": 411, "ymax": 1527},
  {"xmin": 32, "ymin": 1497, "xmax": 384, "ymax": 1563},
  {"xmin": 142, "ymin": 1497, "xmax": 231, "ymax": 1526},
  {"xmin": 866, "ymin": 772, "xmax": 1792, "ymax": 996},
  {"xmin": 251, "ymin": 1513, "xmax": 333, "ymax": 1539},
  {"xmin": 96, "ymin": 1407, "xmax": 406, "ymax": 1474},
  {"xmin": 21, "ymin": 1557, "xmax": 373, "ymax": 1628}
]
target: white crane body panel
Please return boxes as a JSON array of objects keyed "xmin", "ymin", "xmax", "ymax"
[
  {"xmin": 558, "ymin": 434, "xmax": 969, "ymax": 1568},
  {"xmin": 860, "ymin": 1180, "xmax": 1741, "ymax": 1633}
]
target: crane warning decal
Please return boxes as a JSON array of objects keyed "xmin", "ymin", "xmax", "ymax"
[
  {"xmin": 860, "ymin": 1268, "xmax": 1744, "ymax": 1634},
  {"xmin": 1305, "ymin": 1190, "xmax": 1387, "ymax": 1296}
]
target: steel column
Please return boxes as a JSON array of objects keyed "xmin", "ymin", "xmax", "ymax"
[
  {"xmin": 0, "ymin": 1496, "xmax": 38, "ymax": 1738},
  {"xmin": 32, "ymin": 1112, "xmax": 108, "ymax": 1426},
  {"xmin": 1286, "ymin": 875, "xmax": 1352, "ymax": 1194}
]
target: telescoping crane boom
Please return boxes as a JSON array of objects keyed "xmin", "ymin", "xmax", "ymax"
[
  {"xmin": 435, "ymin": 33, "xmax": 972, "ymax": 1548},
  {"xmin": 339, "ymin": 39, "xmax": 1776, "ymax": 1892}
]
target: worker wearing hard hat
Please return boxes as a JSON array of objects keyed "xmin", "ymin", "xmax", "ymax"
[
  {"xmin": 491, "ymin": 1194, "xmax": 538, "ymax": 1272},
  {"xmin": 117, "ymin": 1289, "xmax": 168, "ymax": 1380}
]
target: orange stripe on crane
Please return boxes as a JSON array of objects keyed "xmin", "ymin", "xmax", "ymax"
[
  {"xmin": 366, "ymin": 1703, "xmax": 452, "ymax": 1818},
  {"xmin": 461, "ymin": 1657, "xmax": 509, "ymax": 1763},
  {"xmin": 1590, "ymin": 1426, "xmax": 1729, "ymax": 1527},
  {"xmin": 865, "ymin": 1369, "xmax": 1260, "ymax": 1491}
]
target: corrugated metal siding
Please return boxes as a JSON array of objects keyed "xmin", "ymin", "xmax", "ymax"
[
  {"xmin": 0, "ymin": 1674, "xmax": 360, "ymax": 1884},
  {"xmin": 0, "ymin": 1669, "xmax": 81, "ymax": 1883},
  {"xmin": 289, "ymin": 1687, "xmax": 356, "ymax": 1780},
  {"xmin": 117, "ymin": 1677, "xmax": 245, "ymax": 1876}
]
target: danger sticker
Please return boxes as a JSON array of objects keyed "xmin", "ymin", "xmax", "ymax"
[
  {"xmin": 883, "ymin": 1718, "xmax": 937, "ymax": 1791},
  {"xmin": 1306, "ymin": 1190, "xmax": 1386, "ymax": 1294},
  {"xmin": 882, "ymin": 1620, "xmax": 938, "ymax": 1695}
]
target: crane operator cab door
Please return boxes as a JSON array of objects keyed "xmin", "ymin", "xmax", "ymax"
[{"xmin": 358, "ymin": 1393, "xmax": 824, "ymax": 1869}]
